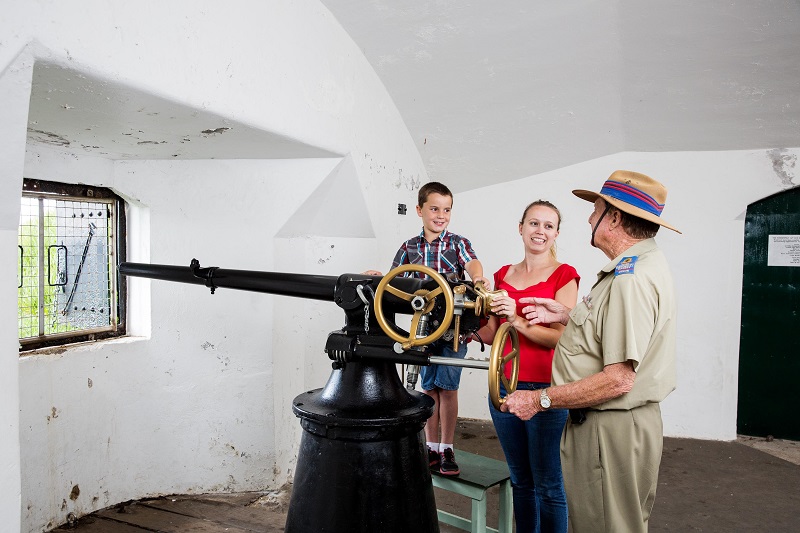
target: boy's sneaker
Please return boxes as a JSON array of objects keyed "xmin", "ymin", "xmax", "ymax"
[
  {"xmin": 439, "ymin": 448, "xmax": 460, "ymax": 476},
  {"xmin": 428, "ymin": 447, "xmax": 441, "ymax": 471}
]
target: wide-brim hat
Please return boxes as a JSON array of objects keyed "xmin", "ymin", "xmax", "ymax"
[{"xmin": 572, "ymin": 170, "xmax": 681, "ymax": 234}]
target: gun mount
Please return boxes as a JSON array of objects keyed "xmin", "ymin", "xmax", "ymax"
[{"xmin": 118, "ymin": 259, "xmax": 521, "ymax": 533}]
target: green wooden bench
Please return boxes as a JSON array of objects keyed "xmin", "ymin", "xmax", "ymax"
[{"xmin": 431, "ymin": 450, "xmax": 513, "ymax": 533}]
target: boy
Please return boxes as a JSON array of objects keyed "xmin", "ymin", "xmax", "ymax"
[{"xmin": 367, "ymin": 181, "xmax": 489, "ymax": 476}]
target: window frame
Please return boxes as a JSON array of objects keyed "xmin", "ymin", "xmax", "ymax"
[{"xmin": 19, "ymin": 178, "xmax": 127, "ymax": 352}]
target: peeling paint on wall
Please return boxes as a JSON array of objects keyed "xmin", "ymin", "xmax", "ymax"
[
  {"xmin": 394, "ymin": 169, "xmax": 421, "ymax": 191},
  {"xmin": 28, "ymin": 129, "xmax": 70, "ymax": 147},
  {"xmin": 201, "ymin": 127, "xmax": 230, "ymax": 135},
  {"xmin": 767, "ymin": 148, "xmax": 797, "ymax": 188},
  {"xmin": 317, "ymin": 243, "xmax": 335, "ymax": 264}
]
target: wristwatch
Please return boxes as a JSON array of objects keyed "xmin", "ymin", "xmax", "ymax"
[{"xmin": 540, "ymin": 388, "xmax": 552, "ymax": 410}]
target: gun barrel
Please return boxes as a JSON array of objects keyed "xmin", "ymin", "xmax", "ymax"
[{"xmin": 119, "ymin": 262, "xmax": 338, "ymax": 302}]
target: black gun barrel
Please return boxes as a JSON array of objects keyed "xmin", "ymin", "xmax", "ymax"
[{"xmin": 119, "ymin": 262, "xmax": 338, "ymax": 302}]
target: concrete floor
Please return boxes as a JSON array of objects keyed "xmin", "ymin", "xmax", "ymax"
[
  {"xmin": 54, "ymin": 418, "xmax": 800, "ymax": 532},
  {"xmin": 736, "ymin": 434, "xmax": 800, "ymax": 466}
]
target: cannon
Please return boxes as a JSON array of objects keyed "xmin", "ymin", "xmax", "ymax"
[{"xmin": 119, "ymin": 259, "xmax": 520, "ymax": 532}]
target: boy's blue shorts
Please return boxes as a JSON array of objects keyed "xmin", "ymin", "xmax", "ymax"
[{"xmin": 420, "ymin": 339, "xmax": 468, "ymax": 391}]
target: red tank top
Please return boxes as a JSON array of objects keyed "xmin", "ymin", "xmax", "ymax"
[{"xmin": 494, "ymin": 263, "xmax": 580, "ymax": 383}]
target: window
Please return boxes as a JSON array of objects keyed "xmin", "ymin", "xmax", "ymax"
[{"xmin": 18, "ymin": 179, "xmax": 126, "ymax": 351}]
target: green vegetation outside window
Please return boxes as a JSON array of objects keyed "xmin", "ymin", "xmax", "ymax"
[{"xmin": 18, "ymin": 179, "xmax": 126, "ymax": 351}]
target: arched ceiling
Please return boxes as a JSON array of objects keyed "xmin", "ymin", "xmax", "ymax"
[{"xmin": 321, "ymin": 0, "xmax": 800, "ymax": 192}]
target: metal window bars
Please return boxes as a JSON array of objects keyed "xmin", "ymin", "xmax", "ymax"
[{"xmin": 18, "ymin": 195, "xmax": 118, "ymax": 342}]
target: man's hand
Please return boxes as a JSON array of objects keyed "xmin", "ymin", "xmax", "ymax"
[
  {"xmin": 362, "ymin": 270, "xmax": 383, "ymax": 276},
  {"xmin": 500, "ymin": 390, "xmax": 541, "ymax": 420},
  {"xmin": 519, "ymin": 297, "xmax": 570, "ymax": 326}
]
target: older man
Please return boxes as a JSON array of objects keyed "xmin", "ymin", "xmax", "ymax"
[{"xmin": 502, "ymin": 170, "xmax": 680, "ymax": 532}]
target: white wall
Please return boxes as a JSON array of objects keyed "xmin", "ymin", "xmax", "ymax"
[
  {"xmin": 17, "ymin": 153, "xmax": 347, "ymax": 529},
  {"xmin": 455, "ymin": 148, "xmax": 799, "ymax": 441},
  {"xmin": 271, "ymin": 236, "xmax": 381, "ymax": 481},
  {"xmin": 0, "ymin": 46, "xmax": 34, "ymax": 533},
  {"xmin": 1, "ymin": 1, "xmax": 427, "ymax": 531}
]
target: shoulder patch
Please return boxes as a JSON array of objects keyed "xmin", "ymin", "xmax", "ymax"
[{"xmin": 614, "ymin": 256, "xmax": 638, "ymax": 276}]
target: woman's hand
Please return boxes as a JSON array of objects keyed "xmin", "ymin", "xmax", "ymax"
[
  {"xmin": 490, "ymin": 294, "xmax": 519, "ymax": 324},
  {"xmin": 519, "ymin": 297, "xmax": 570, "ymax": 326}
]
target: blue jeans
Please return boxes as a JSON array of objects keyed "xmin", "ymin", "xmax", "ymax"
[
  {"xmin": 420, "ymin": 339, "xmax": 468, "ymax": 391},
  {"xmin": 489, "ymin": 382, "xmax": 568, "ymax": 533}
]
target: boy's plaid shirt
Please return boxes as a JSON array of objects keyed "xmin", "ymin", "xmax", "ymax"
[{"xmin": 391, "ymin": 229, "xmax": 478, "ymax": 281}]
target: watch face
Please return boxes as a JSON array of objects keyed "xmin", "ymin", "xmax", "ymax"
[{"xmin": 540, "ymin": 392, "xmax": 551, "ymax": 409}]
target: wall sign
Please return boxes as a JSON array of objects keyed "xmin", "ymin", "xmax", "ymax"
[{"xmin": 768, "ymin": 235, "xmax": 800, "ymax": 267}]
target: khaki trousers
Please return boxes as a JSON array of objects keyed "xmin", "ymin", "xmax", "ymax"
[{"xmin": 561, "ymin": 403, "xmax": 663, "ymax": 533}]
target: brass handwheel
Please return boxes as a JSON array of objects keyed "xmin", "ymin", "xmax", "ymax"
[
  {"xmin": 374, "ymin": 264, "xmax": 455, "ymax": 350},
  {"xmin": 488, "ymin": 322, "xmax": 520, "ymax": 410}
]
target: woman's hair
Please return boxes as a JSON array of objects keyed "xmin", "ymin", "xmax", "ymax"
[{"xmin": 520, "ymin": 200, "xmax": 562, "ymax": 259}]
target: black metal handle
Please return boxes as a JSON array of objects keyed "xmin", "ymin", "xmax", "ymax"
[
  {"xmin": 18, "ymin": 245, "xmax": 23, "ymax": 289},
  {"xmin": 47, "ymin": 245, "xmax": 68, "ymax": 287}
]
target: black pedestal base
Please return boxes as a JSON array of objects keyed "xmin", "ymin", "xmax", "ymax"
[{"xmin": 285, "ymin": 361, "xmax": 438, "ymax": 533}]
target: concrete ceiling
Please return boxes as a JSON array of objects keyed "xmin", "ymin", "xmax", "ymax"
[
  {"xmin": 321, "ymin": 0, "xmax": 800, "ymax": 192},
  {"xmin": 25, "ymin": 2, "xmax": 800, "ymax": 194},
  {"xmin": 27, "ymin": 62, "xmax": 338, "ymax": 161}
]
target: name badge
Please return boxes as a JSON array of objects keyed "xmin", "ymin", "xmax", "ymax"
[{"xmin": 614, "ymin": 256, "xmax": 638, "ymax": 276}]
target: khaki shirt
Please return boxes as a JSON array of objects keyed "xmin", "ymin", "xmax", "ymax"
[{"xmin": 552, "ymin": 238, "xmax": 676, "ymax": 410}]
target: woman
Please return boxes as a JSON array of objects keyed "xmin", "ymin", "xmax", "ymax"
[{"xmin": 478, "ymin": 200, "xmax": 579, "ymax": 533}]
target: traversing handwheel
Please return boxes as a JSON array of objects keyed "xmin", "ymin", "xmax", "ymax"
[
  {"xmin": 488, "ymin": 322, "xmax": 520, "ymax": 410},
  {"xmin": 373, "ymin": 264, "xmax": 455, "ymax": 350}
]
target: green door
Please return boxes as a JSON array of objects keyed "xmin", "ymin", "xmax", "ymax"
[{"xmin": 738, "ymin": 186, "xmax": 800, "ymax": 440}]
